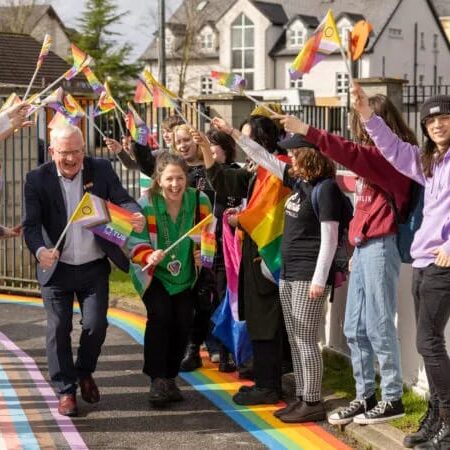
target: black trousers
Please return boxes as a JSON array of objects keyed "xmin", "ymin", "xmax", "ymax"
[
  {"xmin": 412, "ymin": 265, "xmax": 450, "ymax": 413},
  {"xmin": 41, "ymin": 258, "xmax": 110, "ymax": 395},
  {"xmin": 252, "ymin": 327, "xmax": 283, "ymax": 391},
  {"xmin": 142, "ymin": 278, "xmax": 194, "ymax": 380}
]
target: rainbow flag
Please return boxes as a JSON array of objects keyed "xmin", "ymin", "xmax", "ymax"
[
  {"xmin": 37, "ymin": 34, "xmax": 52, "ymax": 69},
  {"xmin": 88, "ymin": 201, "xmax": 135, "ymax": 247},
  {"xmin": 63, "ymin": 44, "xmax": 93, "ymax": 80},
  {"xmin": 134, "ymin": 78, "xmax": 153, "ymax": 103},
  {"xmin": 62, "ymin": 94, "xmax": 85, "ymax": 124},
  {"xmin": 69, "ymin": 192, "xmax": 110, "ymax": 228},
  {"xmin": 237, "ymin": 161, "xmax": 291, "ymax": 283},
  {"xmin": 40, "ymin": 87, "xmax": 64, "ymax": 108},
  {"xmin": 151, "ymin": 85, "xmax": 177, "ymax": 108},
  {"xmin": 126, "ymin": 103, "xmax": 148, "ymax": 146},
  {"xmin": 48, "ymin": 112, "xmax": 69, "ymax": 129},
  {"xmin": 82, "ymin": 66, "xmax": 104, "ymax": 95},
  {"xmin": 141, "ymin": 67, "xmax": 177, "ymax": 100},
  {"xmin": 200, "ymin": 216, "xmax": 217, "ymax": 268},
  {"xmin": 94, "ymin": 83, "xmax": 116, "ymax": 116},
  {"xmin": 211, "ymin": 71, "xmax": 246, "ymax": 92},
  {"xmin": 289, "ymin": 9, "xmax": 342, "ymax": 79},
  {"xmin": 0, "ymin": 93, "xmax": 21, "ymax": 112}
]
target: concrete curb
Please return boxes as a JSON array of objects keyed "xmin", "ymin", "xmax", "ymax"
[{"xmin": 110, "ymin": 295, "xmax": 408, "ymax": 450}]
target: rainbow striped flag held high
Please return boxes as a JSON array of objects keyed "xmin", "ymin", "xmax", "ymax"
[
  {"xmin": 0, "ymin": 93, "xmax": 21, "ymax": 112},
  {"xmin": 37, "ymin": 34, "xmax": 52, "ymax": 69},
  {"xmin": 64, "ymin": 44, "xmax": 93, "ymax": 81},
  {"xmin": 126, "ymin": 103, "xmax": 148, "ymax": 146},
  {"xmin": 134, "ymin": 79, "xmax": 153, "ymax": 104},
  {"xmin": 62, "ymin": 94, "xmax": 85, "ymax": 124},
  {"xmin": 94, "ymin": 83, "xmax": 116, "ymax": 116},
  {"xmin": 82, "ymin": 66, "xmax": 105, "ymax": 95},
  {"xmin": 289, "ymin": 9, "xmax": 342, "ymax": 80},
  {"xmin": 237, "ymin": 161, "xmax": 291, "ymax": 283},
  {"xmin": 40, "ymin": 87, "xmax": 64, "ymax": 108},
  {"xmin": 151, "ymin": 85, "xmax": 177, "ymax": 108},
  {"xmin": 141, "ymin": 66, "xmax": 177, "ymax": 99},
  {"xmin": 69, "ymin": 192, "xmax": 110, "ymax": 228},
  {"xmin": 211, "ymin": 71, "xmax": 246, "ymax": 93},
  {"xmin": 88, "ymin": 202, "xmax": 135, "ymax": 247}
]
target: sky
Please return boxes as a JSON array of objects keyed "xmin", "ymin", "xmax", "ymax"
[{"xmin": 9, "ymin": 0, "xmax": 182, "ymax": 61}]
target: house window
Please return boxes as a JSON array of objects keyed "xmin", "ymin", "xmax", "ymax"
[
  {"xmin": 231, "ymin": 13, "xmax": 255, "ymax": 89},
  {"xmin": 420, "ymin": 32, "xmax": 425, "ymax": 50},
  {"xmin": 288, "ymin": 21, "xmax": 305, "ymax": 47},
  {"xmin": 200, "ymin": 32, "xmax": 214, "ymax": 50},
  {"xmin": 336, "ymin": 72, "xmax": 349, "ymax": 95},
  {"xmin": 200, "ymin": 76, "xmax": 213, "ymax": 94},
  {"xmin": 289, "ymin": 77, "xmax": 303, "ymax": 89},
  {"xmin": 388, "ymin": 28, "xmax": 402, "ymax": 39}
]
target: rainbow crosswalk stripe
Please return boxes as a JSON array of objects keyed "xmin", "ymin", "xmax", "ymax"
[{"xmin": 0, "ymin": 293, "xmax": 351, "ymax": 450}]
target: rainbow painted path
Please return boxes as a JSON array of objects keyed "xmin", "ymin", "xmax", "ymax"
[{"xmin": 0, "ymin": 293, "xmax": 351, "ymax": 450}]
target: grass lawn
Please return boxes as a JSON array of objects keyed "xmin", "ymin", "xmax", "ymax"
[
  {"xmin": 109, "ymin": 268, "xmax": 140, "ymax": 301},
  {"xmin": 322, "ymin": 350, "xmax": 427, "ymax": 434}
]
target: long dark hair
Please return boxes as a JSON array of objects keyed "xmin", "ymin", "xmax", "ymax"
[
  {"xmin": 239, "ymin": 115, "xmax": 286, "ymax": 154},
  {"xmin": 206, "ymin": 128, "xmax": 236, "ymax": 164}
]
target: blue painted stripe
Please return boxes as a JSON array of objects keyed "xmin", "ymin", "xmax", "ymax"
[{"xmin": 0, "ymin": 361, "xmax": 40, "ymax": 449}]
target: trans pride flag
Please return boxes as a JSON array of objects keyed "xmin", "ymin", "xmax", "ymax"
[
  {"xmin": 289, "ymin": 9, "xmax": 342, "ymax": 80},
  {"xmin": 212, "ymin": 217, "xmax": 252, "ymax": 366},
  {"xmin": 237, "ymin": 159, "xmax": 291, "ymax": 283}
]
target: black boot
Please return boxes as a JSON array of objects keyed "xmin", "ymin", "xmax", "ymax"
[
  {"xmin": 414, "ymin": 409, "xmax": 450, "ymax": 449},
  {"xmin": 149, "ymin": 378, "xmax": 170, "ymax": 407},
  {"xmin": 219, "ymin": 345, "xmax": 236, "ymax": 373},
  {"xmin": 166, "ymin": 378, "xmax": 184, "ymax": 402},
  {"xmin": 180, "ymin": 344, "xmax": 202, "ymax": 372},
  {"xmin": 403, "ymin": 402, "xmax": 440, "ymax": 448}
]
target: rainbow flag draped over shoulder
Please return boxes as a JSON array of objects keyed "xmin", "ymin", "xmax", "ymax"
[
  {"xmin": 237, "ymin": 158, "xmax": 291, "ymax": 283},
  {"xmin": 88, "ymin": 201, "xmax": 135, "ymax": 248},
  {"xmin": 289, "ymin": 9, "xmax": 342, "ymax": 79}
]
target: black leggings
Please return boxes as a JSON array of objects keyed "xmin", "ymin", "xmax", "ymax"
[
  {"xmin": 142, "ymin": 278, "xmax": 195, "ymax": 380},
  {"xmin": 413, "ymin": 265, "xmax": 450, "ymax": 413}
]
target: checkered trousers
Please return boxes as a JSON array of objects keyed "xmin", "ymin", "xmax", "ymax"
[{"xmin": 279, "ymin": 280, "xmax": 330, "ymax": 402}]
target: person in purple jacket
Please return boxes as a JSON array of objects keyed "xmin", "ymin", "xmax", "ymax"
[{"xmin": 353, "ymin": 83, "xmax": 450, "ymax": 450}]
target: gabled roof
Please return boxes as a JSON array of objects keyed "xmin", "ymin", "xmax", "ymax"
[
  {"xmin": 0, "ymin": 4, "xmax": 68, "ymax": 37},
  {"xmin": 286, "ymin": 14, "xmax": 320, "ymax": 29},
  {"xmin": 252, "ymin": 1, "xmax": 288, "ymax": 26},
  {"xmin": 336, "ymin": 12, "xmax": 366, "ymax": 23},
  {"xmin": 0, "ymin": 33, "xmax": 91, "ymax": 95},
  {"xmin": 432, "ymin": 0, "xmax": 450, "ymax": 16}
]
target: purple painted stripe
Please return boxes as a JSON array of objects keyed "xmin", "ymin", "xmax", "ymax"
[{"xmin": 0, "ymin": 332, "xmax": 88, "ymax": 450}]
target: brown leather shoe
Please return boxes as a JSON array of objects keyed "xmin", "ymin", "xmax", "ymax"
[
  {"xmin": 279, "ymin": 401, "xmax": 326, "ymax": 423},
  {"xmin": 58, "ymin": 393, "xmax": 78, "ymax": 416},
  {"xmin": 79, "ymin": 375, "xmax": 100, "ymax": 404}
]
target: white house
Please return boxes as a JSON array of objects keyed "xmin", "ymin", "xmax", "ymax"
[{"xmin": 141, "ymin": 0, "xmax": 450, "ymax": 105}]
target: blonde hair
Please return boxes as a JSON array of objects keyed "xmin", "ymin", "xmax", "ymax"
[{"xmin": 172, "ymin": 124, "xmax": 203, "ymax": 161}]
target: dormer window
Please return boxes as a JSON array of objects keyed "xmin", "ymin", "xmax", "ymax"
[
  {"xmin": 200, "ymin": 31, "xmax": 214, "ymax": 50},
  {"xmin": 288, "ymin": 20, "xmax": 306, "ymax": 48}
]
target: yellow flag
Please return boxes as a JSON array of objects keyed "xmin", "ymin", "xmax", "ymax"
[{"xmin": 69, "ymin": 192, "xmax": 110, "ymax": 227}]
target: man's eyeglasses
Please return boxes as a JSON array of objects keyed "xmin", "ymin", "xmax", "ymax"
[{"xmin": 54, "ymin": 149, "xmax": 84, "ymax": 158}]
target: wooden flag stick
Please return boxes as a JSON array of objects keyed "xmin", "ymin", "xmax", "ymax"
[
  {"xmin": 242, "ymin": 92, "xmax": 280, "ymax": 116},
  {"xmin": 23, "ymin": 66, "xmax": 40, "ymax": 102}
]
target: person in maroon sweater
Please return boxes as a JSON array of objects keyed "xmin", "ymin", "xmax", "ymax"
[{"xmin": 273, "ymin": 95, "xmax": 417, "ymax": 425}]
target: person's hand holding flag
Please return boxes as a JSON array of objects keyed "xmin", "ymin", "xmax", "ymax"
[{"xmin": 351, "ymin": 82, "xmax": 373, "ymax": 121}]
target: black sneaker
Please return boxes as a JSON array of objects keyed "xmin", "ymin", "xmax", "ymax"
[
  {"xmin": 166, "ymin": 378, "xmax": 183, "ymax": 402},
  {"xmin": 232, "ymin": 386, "xmax": 280, "ymax": 405},
  {"xmin": 328, "ymin": 394, "xmax": 377, "ymax": 425},
  {"xmin": 353, "ymin": 399, "xmax": 405, "ymax": 424},
  {"xmin": 414, "ymin": 419, "xmax": 450, "ymax": 449},
  {"xmin": 403, "ymin": 402, "xmax": 440, "ymax": 448}
]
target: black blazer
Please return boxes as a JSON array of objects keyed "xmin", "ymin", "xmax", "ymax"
[{"xmin": 23, "ymin": 156, "xmax": 140, "ymax": 286}]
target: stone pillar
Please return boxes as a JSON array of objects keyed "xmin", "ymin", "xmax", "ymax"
[{"xmin": 355, "ymin": 77, "xmax": 406, "ymax": 112}]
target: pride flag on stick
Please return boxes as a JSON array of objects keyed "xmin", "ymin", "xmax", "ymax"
[{"xmin": 23, "ymin": 34, "xmax": 52, "ymax": 101}]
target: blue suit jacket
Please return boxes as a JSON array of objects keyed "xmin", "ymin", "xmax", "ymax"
[{"xmin": 23, "ymin": 157, "xmax": 140, "ymax": 286}]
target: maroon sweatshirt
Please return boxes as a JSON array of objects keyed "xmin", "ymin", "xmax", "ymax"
[{"xmin": 306, "ymin": 127, "xmax": 412, "ymax": 246}]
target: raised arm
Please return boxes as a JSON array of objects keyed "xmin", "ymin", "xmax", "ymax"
[
  {"xmin": 211, "ymin": 117, "xmax": 287, "ymax": 181},
  {"xmin": 351, "ymin": 83, "xmax": 425, "ymax": 185}
]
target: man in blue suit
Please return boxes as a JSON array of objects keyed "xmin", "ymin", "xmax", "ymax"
[{"xmin": 23, "ymin": 124, "xmax": 145, "ymax": 416}]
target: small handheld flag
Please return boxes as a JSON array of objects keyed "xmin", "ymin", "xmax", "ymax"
[
  {"xmin": 211, "ymin": 71, "xmax": 246, "ymax": 92},
  {"xmin": 0, "ymin": 93, "xmax": 21, "ymax": 112},
  {"xmin": 83, "ymin": 66, "xmax": 105, "ymax": 95},
  {"xmin": 69, "ymin": 192, "xmax": 110, "ymax": 227},
  {"xmin": 134, "ymin": 78, "xmax": 153, "ymax": 104},
  {"xmin": 126, "ymin": 103, "xmax": 149, "ymax": 146},
  {"xmin": 289, "ymin": 9, "xmax": 342, "ymax": 79},
  {"xmin": 94, "ymin": 83, "xmax": 116, "ymax": 116},
  {"xmin": 151, "ymin": 84, "xmax": 177, "ymax": 108},
  {"xmin": 350, "ymin": 20, "xmax": 373, "ymax": 61},
  {"xmin": 37, "ymin": 34, "xmax": 52, "ymax": 69}
]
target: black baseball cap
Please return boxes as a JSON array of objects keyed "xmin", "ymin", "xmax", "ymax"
[{"xmin": 278, "ymin": 133, "xmax": 318, "ymax": 151}]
